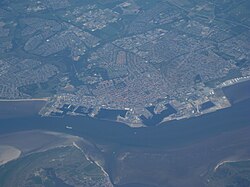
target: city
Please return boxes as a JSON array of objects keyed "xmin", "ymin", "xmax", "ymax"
[{"xmin": 0, "ymin": 0, "xmax": 249, "ymax": 127}]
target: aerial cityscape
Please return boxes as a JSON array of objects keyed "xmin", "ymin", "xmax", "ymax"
[
  {"xmin": 0, "ymin": 0, "xmax": 250, "ymax": 187},
  {"xmin": 0, "ymin": 0, "xmax": 249, "ymax": 127}
]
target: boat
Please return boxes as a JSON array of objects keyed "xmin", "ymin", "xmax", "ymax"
[{"xmin": 65, "ymin": 126, "xmax": 73, "ymax": 130}]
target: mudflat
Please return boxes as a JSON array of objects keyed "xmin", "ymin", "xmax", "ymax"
[{"xmin": 0, "ymin": 145, "xmax": 21, "ymax": 166}]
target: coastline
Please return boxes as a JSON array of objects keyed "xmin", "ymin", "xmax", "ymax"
[
  {"xmin": 0, "ymin": 98, "xmax": 250, "ymax": 148},
  {"xmin": 0, "ymin": 98, "xmax": 49, "ymax": 102}
]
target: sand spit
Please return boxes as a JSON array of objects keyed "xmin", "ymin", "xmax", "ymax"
[{"xmin": 0, "ymin": 145, "xmax": 21, "ymax": 166}]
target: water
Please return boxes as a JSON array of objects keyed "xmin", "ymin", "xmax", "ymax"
[
  {"xmin": 0, "ymin": 98, "xmax": 249, "ymax": 149},
  {"xmin": 223, "ymin": 80, "xmax": 250, "ymax": 104},
  {"xmin": 200, "ymin": 101, "xmax": 215, "ymax": 111},
  {"xmin": 141, "ymin": 104, "xmax": 177, "ymax": 126},
  {"xmin": 0, "ymin": 92, "xmax": 250, "ymax": 187},
  {"xmin": 96, "ymin": 108, "xmax": 128, "ymax": 120}
]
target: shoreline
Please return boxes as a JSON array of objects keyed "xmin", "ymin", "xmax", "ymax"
[
  {"xmin": 0, "ymin": 145, "xmax": 21, "ymax": 166},
  {"xmin": 0, "ymin": 98, "xmax": 250, "ymax": 148},
  {"xmin": 0, "ymin": 98, "xmax": 49, "ymax": 102},
  {"xmin": 214, "ymin": 159, "xmax": 250, "ymax": 172}
]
